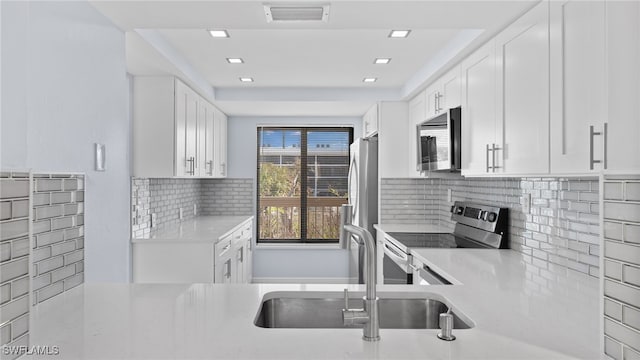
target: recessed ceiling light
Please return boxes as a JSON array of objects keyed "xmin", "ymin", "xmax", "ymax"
[
  {"xmin": 363, "ymin": 77, "xmax": 377, "ymax": 83},
  {"xmin": 239, "ymin": 77, "xmax": 254, "ymax": 82},
  {"xmin": 389, "ymin": 30, "xmax": 411, "ymax": 38},
  {"xmin": 227, "ymin": 58, "xmax": 244, "ymax": 64},
  {"xmin": 209, "ymin": 30, "xmax": 229, "ymax": 38},
  {"xmin": 374, "ymin": 58, "xmax": 391, "ymax": 64}
]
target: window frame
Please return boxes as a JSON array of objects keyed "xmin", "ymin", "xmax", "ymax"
[{"xmin": 256, "ymin": 126, "xmax": 354, "ymax": 244}]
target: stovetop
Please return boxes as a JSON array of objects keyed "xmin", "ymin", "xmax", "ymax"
[{"xmin": 384, "ymin": 232, "xmax": 493, "ymax": 250}]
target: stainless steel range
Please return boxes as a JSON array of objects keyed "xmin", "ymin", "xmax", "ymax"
[{"xmin": 381, "ymin": 201, "xmax": 508, "ymax": 284}]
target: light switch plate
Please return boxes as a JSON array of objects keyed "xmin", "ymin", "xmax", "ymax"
[
  {"xmin": 151, "ymin": 213, "xmax": 157, "ymax": 228},
  {"xmin": 95, "ymin": 143, "xmax": 106, "ymax": 171}
]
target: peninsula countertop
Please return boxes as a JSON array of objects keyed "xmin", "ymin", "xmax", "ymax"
[
  {"xmin": 131, "ymin": 215, "xmax": 253, "ymax": 243},
  {"xmin": 27, "ymin": 250, "xmax": 600, "ymax": 359}
]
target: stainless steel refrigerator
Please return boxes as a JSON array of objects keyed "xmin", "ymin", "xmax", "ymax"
[{"xmin": 347, "ymin": 136, "xmax": 378, "ymax": 284}]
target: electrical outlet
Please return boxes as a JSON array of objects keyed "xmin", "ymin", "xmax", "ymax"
[
  {"xmin": 193, "ymin": 204, "xmax": 197, "ymax": 216},
  {"xmin": 522, "ymin": 193, "xmax": 532, "ymax": 214},
  {"xmin": 179, "ymin": 207, "xmax": 183, "ymax": 220},
  {"xmin": 151, "ymin": 213, "xmax": 157, "ymax": 228},
  {"xmin": 447, "ymin": 189, "xmax": 452, "ymax": 203}
]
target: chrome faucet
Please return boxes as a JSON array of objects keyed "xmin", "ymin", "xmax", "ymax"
[{"xmin": 339, "ymin": 204, "xmax": 380, "ymax": 342}]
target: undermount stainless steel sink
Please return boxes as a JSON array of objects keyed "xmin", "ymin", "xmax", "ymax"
[{"xmin": 254, "ymin": 292, "xmax": 473, "ymax": 329}]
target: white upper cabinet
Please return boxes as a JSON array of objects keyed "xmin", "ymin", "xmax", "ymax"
[
  {"xmin": 408, "ymin": 91, "xmax": 427, "ymax": 176},
  {"xmin": 496, "ymin": 1, "xmax": 550, "ymax": 175},
  {"xmin": 133, "ymin": 76, "xmax": 227, "ymax": 178},
  {"xmin": 461, "ymin": 40, "xmax": 500, "ymax": 176},
  {"xmin": 362, "ymin": 103, "xmax": 379, "ymax": 138},
  {"xmin": 605, "ymin": 0, "xmax": 640, "ymax": 174},
  {"xmin": 550, "ymin": 0, "xmax": 606, "ymax": 174},
  {"xmin": 425, "ymin": 66, "xmax": 462, "ymax": 119},
  {"xmin": 213, "ymin": 107, "xmax": 228, "ymax": 178}
]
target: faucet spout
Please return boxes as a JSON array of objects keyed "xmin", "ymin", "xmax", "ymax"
[{"xmin": 340, "ymin": 204, "xmax": 380, "ymax": 342}]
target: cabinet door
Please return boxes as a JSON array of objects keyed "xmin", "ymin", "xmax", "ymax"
[
  {"xmin": 214, "ymin": 109, "xmax": 228, "ymax": 177},
  {"xmin": 408, "ymin": 91, "xmax": 427, "ymax": 176},
  {"xmin": 244, "ymin": 237, "xmax": 252, "ymax": 283},
  {"xmin": 197, "ymin": 101, "xmax": 207, "ymax": 177},
  {"xmin": 175, "ymin": 81, "xmax": 189, "ymax": 177},
  {"xmin": 606, "ymin": 1, "xmax": 640, "ymax": 173},
  {"xmin": 442, "ymin": 65, "xmax": 462, "ymax": 110},
  {"xmin": 363, "ymin": 104, "xmax": 379, "ymax": 138},
  {"xmin": 496, "ymin": 1, "xmax": 549, "ymax": 174},
  {"xmin": 461, "ymin": 40, "xmax": 498, "ymax": 176},
  {"xmin": 204, "ymin": 104, "xmax": 216, "ymax": 177},
  {"xmin": 185, "ymin": 88, "xmax": 199, "ymax": 177},
  {"xmin": 425, "ymin": 84, "xmax": 440, "ymax": 119},
  {"xmin": 550, "ymin": 0, "xmax": 606, "ymax": 174}
]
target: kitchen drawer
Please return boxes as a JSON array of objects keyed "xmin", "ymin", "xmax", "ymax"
[{"xmin": 215, "ymin": 234, "xmax": 233, "ymax": 258}]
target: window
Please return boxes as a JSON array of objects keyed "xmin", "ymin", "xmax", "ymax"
[{"xmin": 257, "ymin": 127, "xmax": 353, "ymax": 243}]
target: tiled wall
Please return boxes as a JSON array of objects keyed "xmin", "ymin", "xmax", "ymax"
[
  {"xmin": 602, "ymin": 176, "xmax": 640, "ymax": 360},
  {"xmin": 131, "ymin": 178, "xmax": 253, "ymax": 237},
  {"xmin": 380, "ymin": 176, "xmax": 600, "ymax": 277},
  {"xmin": 200, "ymin": 178, "xmax": 253, "ymax": 215},
  {"xmin": 0, "ymin": 172, "xmax": 31, "ymax": 359},
  {"xmin": 31, "ymin": 174, "xmax": 85, "ymax": 305}
]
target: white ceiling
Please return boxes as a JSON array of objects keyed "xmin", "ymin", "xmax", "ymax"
[{"xmin": 91, "ymin": 0, "xmax": 539, "ymax": 117}]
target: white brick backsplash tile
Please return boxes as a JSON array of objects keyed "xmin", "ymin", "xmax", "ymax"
[
  {"xmin": 51, "ymin": 240, "xmax": 76, "ymax": 256},
  {"xmin": 33, "ymin": 247, "xmax": 51, "ymax": 262},
  {"xmin": 63, "ymin": 203, "xmax": 78, "ymax": 215},
  {"xmin": 36, "ymin": 230, "xmax": 64, "ymax": 247},
  {"xmin": 10, "ymin": 277, "xmax": 28, "ymax": 299},
  {"xmin": 64, "ymin": 250, "xmax": 83, "ymax": 265},
  {"xmin": 64, "ymin": 273, "xmax": 83, "ymax": 291},
  {"xmin": 0, "ymin": 242, "xmax": 9, "ymax": 262},
  {"xmin": 35, "ymin": 179, "xmax": 62, "ymax": 192},
  {"xmin": 0, "ymin": 258, "xmax": 28, "ymax": 283},
  {"xmin": 0, "ymin": 323, "xmax": 9, "ymax": 346},
  {"xmin": 63, "ymin": 179, "xmax": 78, "ymax": 191},
  {"xmin": 11, "ymin": 314, "xmax": 28, "ymax": 340},
  {"xmin": 1, "ymin": 283, "xmax": 9, "ymax": 305},
  {"xmin": 604, "ymin": 202, "xmax": 640, "ymax": 223},
  {"xmin": 605, "ymin": 183, "xmax": 625, "ymax": 200},
  {"xmin": 50, "ymin": 264, "xmax": 76, "ymax": 283},
  {"xmin": 36, "ymin": 256, "xmax": 64, "ymax": 274},
  {"xmin": 606, "ymin": 299, "xmax": 623, "ymax": 321},
  {"xmin": 626, "ymin": 183, "xmax": 640, "ymax": 202},
  {"xmin": 605, "ymin": 318, "xmax": 640, "ymax": 353},
  {"xmin": 75, "ymin": 261, "xmax": 84, "ymax": 273},
  {"xmin": 625, "ymin": 347, "xmax": 640, "ymax": 360},
  {"xmin": 5, "ymin": 334, "xmax": 29, "ymax": 360},
  {"xmin": 11, "ymin": 200, "xmax": 28, "ymax": 219},
  {"xmin": 0, "ymin": 180, "xmax": 29, "ymax": 198},
  {"xmin": 605, "ymin": 336, "xmax": 623, "ymax": 360},
  {"xmin": 604, "ymin": 260, "xmax": 622, "ymax": 280},
  {"xmin": 51, "ymin": 216, "xmax": 73, "ymax": 230},
  {"xmin": 36, "ymin": 282, "xmax": 63, "ymax": 303},
  {"xmin": 33, "ymin": 274, "xmax": 51, "ymax": 291},
  {"xmin": 34, "ymin": 205, "xmax": 63, "ymax": 220},
  {"xmin": 76, "ymin": 237, "xmax": 84, "ymax": 249},
  {"xmin": 32, "ymin": 193, "xmax": 50, "ymax": 206},
  {"xmin": 76, "ymin": 191, "xmax": 84, "ymax": 202},
  {"xmin": 605, "ymin": 241, "xmax": 640, "ymax": 264},
  {"xmin": 0, "ymin": 295, "xmax": 28, "ymax": 324},
  {"xmin": 0, "ymin": 219, "xmax": 28, "ymax": 241},
  {"xmin": 64, "ymin": 227, "xmax": 82, "ymax": 240},
  {"xmin": 10, "ymin": 237, "xmax": 29, "ymax": 259},
  {"xmin": 624, "ymin": 305, "xmax": 640, "ymax": 332},
  {"xmin": 605, "ymin": 280, "xmax": 640, "ymax": 309},
  {"xmin": 605, "ymin": 221, "xmax": 624, "ymax": 241},
  {"xmin": 50, "ymin": 192, "xmax": 72, "ymax": 204},
  {"xmin": 625, "ymin": 224, "xmax": 640, "ymax": 245},
  {"xmin": 0, "ymin": 201, "xmax": 11, "ymax": 220},
  {"xmin": 33, "ymin": 219, "xmax": 51, "ymax": 235},
  {"xmin": 623, "ymin": 264, "xmax": 640, "ymax": 288}
]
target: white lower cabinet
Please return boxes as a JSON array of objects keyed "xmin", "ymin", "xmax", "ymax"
[{"xmin": 215, "ymin": 234, "xmax": 234, "ymax": 284}]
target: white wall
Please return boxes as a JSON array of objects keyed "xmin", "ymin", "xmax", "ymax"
[
  {"xmin": 1, "ymin": 2, "xmax": 131, "ymax": 282},
  {"xmin": 227, "ymin": 116, "xmax": 362, "ymax": 280}
]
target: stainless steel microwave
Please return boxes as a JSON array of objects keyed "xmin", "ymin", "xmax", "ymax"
[{"xmin": 416, "ymin": 107, "xmax": 461, "ymax": 172}]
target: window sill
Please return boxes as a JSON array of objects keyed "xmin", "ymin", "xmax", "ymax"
[{"xmin": 255, "ymin": 243, "xmax": 344, "ymax": 250}]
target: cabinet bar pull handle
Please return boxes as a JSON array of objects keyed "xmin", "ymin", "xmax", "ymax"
[
  {"xmin": 491, "ymin": 143, "xmax": 501, "ymax": 173},
  {"xmin": 589, "ymin": 125, "xmax": 602, "ymax": 170},
  {"xmin": 486, "ymin": 144, "xmax": 492, "ymax": 173},
  {"xmin": 603, "ymin": 122, "xmax": 608, "ymax": 170}
]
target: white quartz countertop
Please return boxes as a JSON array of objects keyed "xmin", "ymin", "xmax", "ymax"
[
  {"xmin": 131, "ymin": 215, "xmax": 253, "ymax": 243},
  {"xmin": 27, "ymin": 251, "xmax": 601, "ymax": 359},
  {"xmin": 374, "ymin": 223, "xmax": 451, "ymax": 234}
]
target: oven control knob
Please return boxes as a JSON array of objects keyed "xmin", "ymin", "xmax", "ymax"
[
  {"xmin": 450, "ymin": 206, "xmax": 455, "ymax": 213},
  {"xmin": 455, "ymin": 206, "xmax": 464, "ymax": 215},
  {"xmin": 487, "ymin": 212, "xmax": 497, "ymax": 222},
  {"xmin": 478, "ymin": 211, "xmax": 486, "ymax": 220}
]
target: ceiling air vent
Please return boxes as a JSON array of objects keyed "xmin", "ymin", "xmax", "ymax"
[{"xmin": 264, "ymin": 4, "xmax": 330, "ymax": 22}]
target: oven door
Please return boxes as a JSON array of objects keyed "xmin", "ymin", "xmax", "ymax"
[{"xmin": 382, "ymin": 239, "xmax": 412, "ymax": 284}]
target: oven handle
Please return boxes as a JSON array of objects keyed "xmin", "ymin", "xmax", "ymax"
[{"xmin": 383, "ymin": 241, "xmax": 409, "ymax": 266}]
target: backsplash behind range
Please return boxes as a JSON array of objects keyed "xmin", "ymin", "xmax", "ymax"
[{"xmin": 380, "ymin": 176, "xmax": 600, "ymax": 277}]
